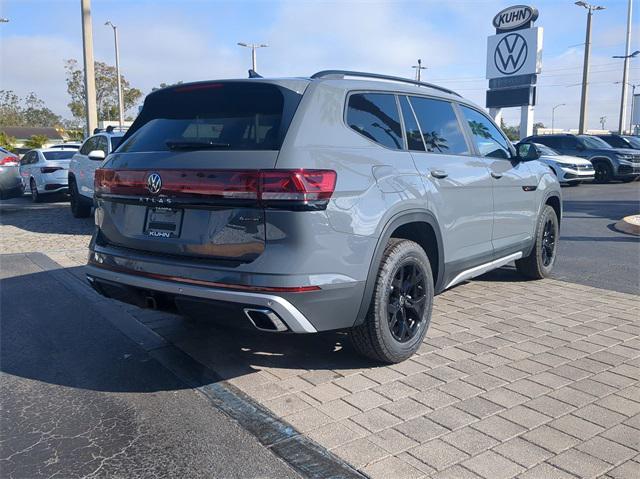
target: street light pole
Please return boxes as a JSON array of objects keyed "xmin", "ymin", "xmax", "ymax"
[
  {"xmin": 237, "ymin": 42, "xmax": 268, "ymax": 71},
  {"xmin": 575, "ymin": 1, "xmax": 605, "ymax": 134},
  {"xmin": 617, "ymin": 0, "xmax": 633, "ymax": 134},
  {"xmin": 105, "ymin": 21, "xmax": 124, "ymax": 129},
  {"xmin": 599, "ymin": 115, "xmax": 607, "ymax": 130},
  {"xmin": 412, "ymin": 59, "xmax": 427, "ymax": 82},
  {"xmin": 80, "ymin": 0, "xmax": 98, "ymax": 136},
  {"xmin": 551, "ymin": 103, "xmax": 565, "ymax": 134}
]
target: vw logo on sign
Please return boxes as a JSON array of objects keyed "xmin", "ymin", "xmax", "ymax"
[
  {"xmin": 494, "ymin": 33, "xmax": 528, "ymax": 75},
  {"xmin": 147, "ymin": 173, "xmax": 162, "ymax": 195}
]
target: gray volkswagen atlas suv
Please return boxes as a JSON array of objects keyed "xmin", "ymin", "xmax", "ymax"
[{"xmin": 87, "ymin": 71, "xmax": 561, "ymax": 363}]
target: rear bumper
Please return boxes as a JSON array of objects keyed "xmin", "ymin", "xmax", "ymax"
[
  {"xmin": 86, "ymin": 262, "xmax": 365, "ymax": 333},
  {"xmin": 86, "ymin": 264, "xmax": 318, "ymax": 333}
]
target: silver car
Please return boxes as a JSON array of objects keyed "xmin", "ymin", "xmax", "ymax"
[
  {"xmin": 0, "ymin": 147, "xmax": 23, "ymax": 199},
  {"xmin": 86, "ymin": 71, "xmax": 562, "ymax": 363},
  {"xmin": 517, "ymin": 142, "xmax": 595, "ymax": 186},
  {"xmin": 20, "ymin": 148, "xmax": 77, "ymax": 202}
]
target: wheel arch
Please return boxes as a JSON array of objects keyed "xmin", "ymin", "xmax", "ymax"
[{"xmin": 354, "ymin": 210, "xmax": 444, "ymax": 327}]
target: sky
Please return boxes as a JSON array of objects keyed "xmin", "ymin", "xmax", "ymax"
[{"xmin": 0, "ymin": 0, "xmax": 638, "ymax": 131}]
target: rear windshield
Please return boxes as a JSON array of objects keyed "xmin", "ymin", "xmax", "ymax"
[
  {"xmin": 118, "ymin": 82, "xmax": 302, "ymax": 153},
  {"xmin": 43, "ymin": 151, "xmax": 75, "ymax": 160}
]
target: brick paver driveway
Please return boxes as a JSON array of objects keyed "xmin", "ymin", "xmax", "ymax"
[{"xmin": 2, "ymin": 197, "xmax": 639, "ymax": 479}]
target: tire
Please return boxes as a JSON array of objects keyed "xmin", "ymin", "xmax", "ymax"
[
  {"xmin": 515, "ymin": 205, "xmax": 559, "ymax": 280},
  {"xmin": 69, "ymin": 178, "xmax": 91, "ymax": 218},
  {"xmin": 30, "ymin": 179, "xmax": 42, "ymax": 203},
  {"xmin": 593, "ymin": 161, "xmax": 613, "ymax": 183},
  {"xmin": 350, "ymin": 239, "xmax": 434, "ymax": 364}
]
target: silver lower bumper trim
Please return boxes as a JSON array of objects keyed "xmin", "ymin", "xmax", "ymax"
[{"xmin": 85, "ymin": 265, "xmax": 318, "ymax": 333}]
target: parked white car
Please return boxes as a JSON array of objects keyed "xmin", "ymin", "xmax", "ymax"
[
  {"xmin": 68, "ymin": 130, "xmax": 125, "ymax": 217},
  {"xmin": 20, "ymin": 148, "xmax": 77, "ymax": 202},
  {"xmin": 517, "ymin": 142, "xmax": 595, "ymax": 186}
]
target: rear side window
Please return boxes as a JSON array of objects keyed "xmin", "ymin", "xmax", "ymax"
[
  {"xmin": 110, "ymin": 136, "xmax": 123, "ymax": 151},
  {"xmin": 410, "ymin": 97, "xmax": 469, "ymax": 155},
  {"xmin": 534, "ymin": 136, "xmax": 561, "ymax": 149},
  {"xmin": 119, "ymin": 82, "xmax": 301, "ymax": 152},
  {"xmin": 460, "ymin": 105, "xmax": 510, "ymax": 159},
  {"xmin": 347, "ymin": 93, "xmax": 402, "ymax": 150},
  {"xmin": 43, "ymin": 151, "xmax": 75, "ymax": 161}
]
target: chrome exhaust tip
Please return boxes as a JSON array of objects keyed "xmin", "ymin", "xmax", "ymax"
[{"xmin": 243, "ymin": 308, "xmax": 288, "ymax": 332}]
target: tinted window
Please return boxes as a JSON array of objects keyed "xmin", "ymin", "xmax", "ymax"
[
  {"xmin": 119, "ymin": 82, "xmax": 300, "ymax": 153},
  {"xmin": 21, "ymin": 152, "xmax": 34, "ymax": 165},
  {"xmin": 96, "ymin": 136, "xmax": 109, "ymax": 155},
  {"xmin": 533, "ymin": 136, "xmax": 561, "ymax": 149},
  {"xmin": 43, "ymin": 151, "xmax": 76, "ymax": 161},
  {"xmin": 460, "ymin": 106, "xmax": 510, "ymax": 159},
  {"xmin": 598, "ymin": 136, "xmax": 625, "ymax": 148},
  {"xmin": 110, "ymin": 136, "xmax": 123, "ymax": 151},
  {"xmin": 560, "ymin": 136, "xmax": 579, "ymax": 149},
  {"xmin": 80, "ymin": 136, "xmax": 97, "ymax": 155},
  {"xmin": 623, "ymin": 136, "xmax": 640, "ymax": 148},
  {"xmin": 399, "ymin": 96, "xmax": 425, "ymax": 151},
  {"xmin": 347, "ymin": 93, "xmax": 402, "ymax": 149},
  {"xmin": 410, "ymin": 97, "xmax": 469, "ymax": 155},
  {"xmin": 578, "ymin": 135, "xmax": 611, "ymax": 149}
]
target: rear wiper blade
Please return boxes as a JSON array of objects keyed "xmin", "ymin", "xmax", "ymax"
[{"xmin": 166, "ymin": 140, "xmax": 231, "ymax": 150}]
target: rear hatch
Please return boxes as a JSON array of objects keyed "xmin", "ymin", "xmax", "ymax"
[{"xmin": 94, "ymin": 80, "xmax": 310, "ymax": 263}]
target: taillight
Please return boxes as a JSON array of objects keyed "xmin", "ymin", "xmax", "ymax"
[
  {"xmin": 41, "ymin": 167, "xmax": 64, "ymax": 174},
  {"xmin": 94, "ymin": 169, "xmax": 337, "ymax": 209},
  {"xmin": 0, "ymin": 156, "xmax": 18, "ymax": 166}
]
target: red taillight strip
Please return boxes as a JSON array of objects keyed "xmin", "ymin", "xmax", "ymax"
[
  {"xmin": 89, "ymin": 259, "xmax": 320, "ymax": 293},
  {"xmin": 94, "ymin": 168, "xmax": 337, "ymax": 203}
]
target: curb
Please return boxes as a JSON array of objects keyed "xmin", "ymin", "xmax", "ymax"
[{"xmin": 615, "ymin": 215, "xmax": 640, "ymax": 236}]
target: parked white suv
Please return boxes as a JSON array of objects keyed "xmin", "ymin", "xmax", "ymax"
[{"xmin": 68, "ymin": 130, "xmax": 125, "ymax": 217}]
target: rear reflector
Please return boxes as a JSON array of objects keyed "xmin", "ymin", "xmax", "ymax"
[
  {"xmin": 95, "ymin": 169, "xmax": 337, "ymax": 206},
  {"xmin": 41, "ymin": 167, "xmax": 64, "ymax": 173}
]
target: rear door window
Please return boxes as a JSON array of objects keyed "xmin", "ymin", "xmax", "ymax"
[
  {"xmin": 347, "ymin": 93, "xmax": 403, "ymax": 150},
  {"xmin": 460, "ymin": 105, "xmax": 510, "ymax": 159},
  {"xmin": 119, "ymin": 82, "xmax": 301, "ymax": 153},
  {"xmin": 411, "ymin": 97, "xmax": 469, "ymax": 155}
]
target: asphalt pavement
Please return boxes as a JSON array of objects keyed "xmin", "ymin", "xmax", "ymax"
[
  {"xmin": 0, "ymin": 253, "xmax": 300, "ymax": 479},
  {"xmin": 551, "ymin": 181, "xmax": 640, "ymax": 295}
]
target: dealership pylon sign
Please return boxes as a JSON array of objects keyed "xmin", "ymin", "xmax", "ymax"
[{"xmin": 486, "ymin": 5, "xmax": 543, "ymax": 138}]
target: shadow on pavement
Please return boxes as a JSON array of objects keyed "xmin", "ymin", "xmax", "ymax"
[
  {"xmin": 0, "ymin": 259, "xmax": 193, "ymax": 393},
  {"xmin": 562, "ymin": 200, "xmax": 639, "ymax": 221}
]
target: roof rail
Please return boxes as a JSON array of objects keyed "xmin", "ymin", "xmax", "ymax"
[{"xmin": 310, "ymin": 70, "xmax": 461, "ymax": 97}]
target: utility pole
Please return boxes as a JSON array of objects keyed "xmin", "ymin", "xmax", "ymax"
[
  {"xmin": 237, "ymin": 42, "xmax": 268, "ymax": 71},
  {"xmin": 81, "ymin": 0, "xmax": 98, "ymax": 136},
  {"xmin": 105, "ymin": 21, "xmax": 124, "ymax": 129},
  {"xmin": 552, "ymin": 103, "xmax": 565, "ymax": 134},
  {"xmin": 618, "ymin": 0, "xmax": 633, "ymax": 134},
  {"xmin": 412, "ymin": 59, "xmax": 427, "ymax": 81},
  {"xmin": 599, "ymin": 115, "xmax": 607, "ymax": 130},
  {"xmin": 575, "ymin": 1, "xmax": 605, "ymax": 134}
]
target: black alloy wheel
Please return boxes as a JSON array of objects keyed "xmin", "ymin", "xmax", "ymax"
[
  {"xmin": 387, "ymin": 261, "xmax": 427, "ymax": 343},
  {"xmin": 541, "ymin": 219, "xmax": 556, "ymax": 267}
]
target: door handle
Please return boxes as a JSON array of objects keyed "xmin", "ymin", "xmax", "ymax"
[
  {"xmin": 431, "ymin": 169, "xmax": 448, "ymax": 179},
  {"xmin": 491, "ymin": 172, "xmax": 503, "ymax": 179}
]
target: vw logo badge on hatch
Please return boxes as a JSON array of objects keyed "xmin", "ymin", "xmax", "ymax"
[
  {"xmin": 494, "ymin": 33, "xmax": 528, "ymax": 75},
  {"xmin": 147, "ymin": 173, "xmax": 162, "ymax": 195}
]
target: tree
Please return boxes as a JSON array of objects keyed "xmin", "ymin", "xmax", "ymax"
[
  {"xmin": 500, "ymin": 118, "xmax": 520, "ymax": 142},
  {"xmin": 151, "ymin": 81, "xmax": 182, "ymax": 91},
  {"xmin": 0, "ymin": 90, "xmax": 62, "ymax": 128},
  {"xmin": 0, "ymin": 131, "xmax": 17, "ymax": 152},
  {"xmin": 64, "ymin": 59, "xmax": 143, "ymax": 122},
  {"xmin": 23, "ymin": 135, "xmax": 49, "ymax": 149}
]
